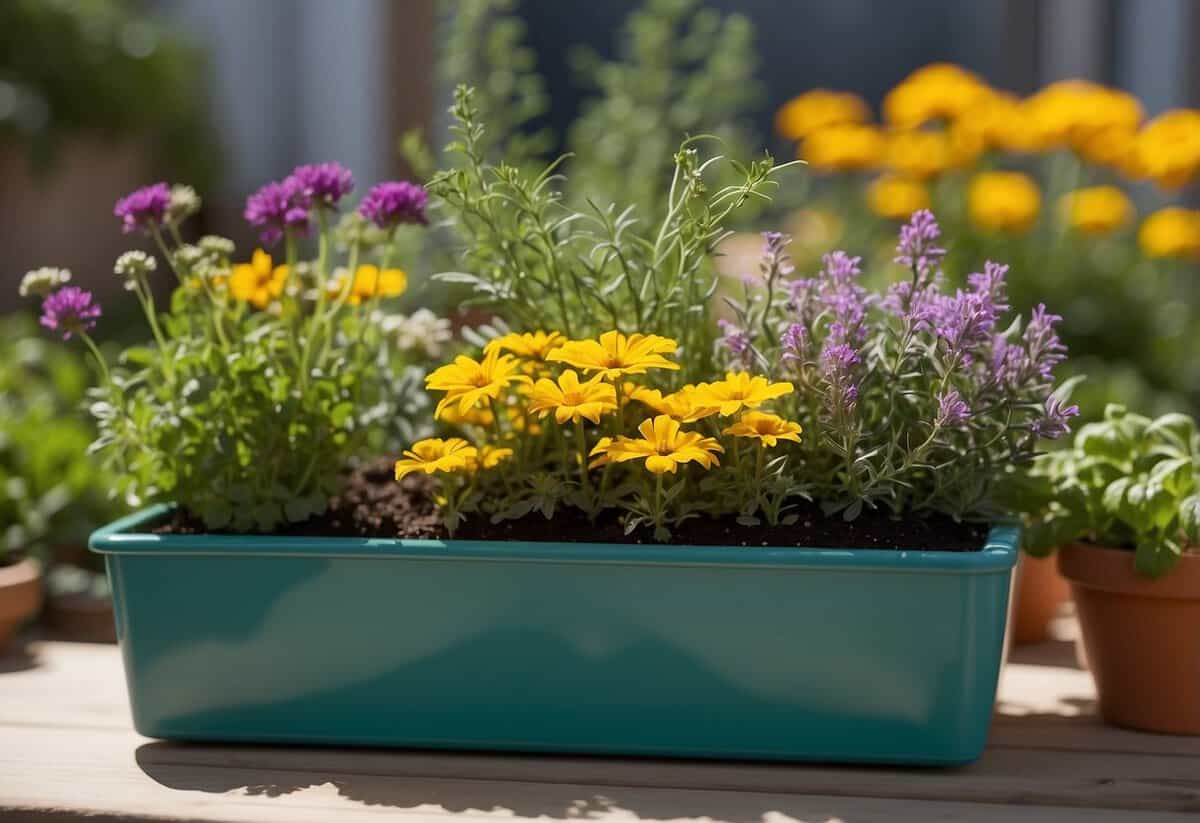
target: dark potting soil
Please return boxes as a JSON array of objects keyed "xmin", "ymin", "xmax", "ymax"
[{"xmin": 155, "ymin": 458, "xmax": 989, "ymax": 551}]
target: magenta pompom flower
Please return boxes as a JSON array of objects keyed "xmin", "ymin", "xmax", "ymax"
[
  {"xmin": 40, "ymin": 286, "xmax": 101, "ymax": 341},
  {"xmin": 292, "ymin": 162, "xmax": 355, "ymax": 208},
  {"xmin": 114, "ymin": 183, "xmax": 171, "ymax": 234},
  {"xmin": 244, "ymin": 177, "xmax": 312, "ymax": 246},
  {"xmin": 359, "ymin": 181, "xmax": 429, "ymax": 229}
]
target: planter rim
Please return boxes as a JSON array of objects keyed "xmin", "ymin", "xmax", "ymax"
[
  {"xmin": 0, "ymin": 556, "xmax": 40, "ymax": 587},
  {"xmin": 1058, "ymin": 541, "xmax": 1200, "ymax": 600},
  {"xmin": 0, "ymin": 556, "xmax": 42, "ymax": 622},
  {"xmin": 90, "ymin": 504, "xmax": 1017, "ymax": 574}
]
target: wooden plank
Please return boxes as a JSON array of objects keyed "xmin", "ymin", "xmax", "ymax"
[
  {"xmin": 0, "ymin": 726, "xmax": 1194, "ymax": 822},
  {"xmin": 2, "ymin": 724, "xmax": 1200, "ymax": 816}
]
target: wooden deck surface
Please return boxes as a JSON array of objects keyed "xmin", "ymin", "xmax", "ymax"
[{"xmin": 1, "ymin": 631, "xmax": 1198, "ymax": 822}]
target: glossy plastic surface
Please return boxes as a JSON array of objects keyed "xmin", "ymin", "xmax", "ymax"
[{"xmin": 91, "ymin": 506, "xmax": 1017, "ymax": 765}]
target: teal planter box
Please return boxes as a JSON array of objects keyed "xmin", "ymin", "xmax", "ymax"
[{"xmin": 91, "ymin": 506, "xmax": 1016, "ymax": 765}]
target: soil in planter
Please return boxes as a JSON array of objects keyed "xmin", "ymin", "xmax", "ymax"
[{"xmin": 155, "ymin": 459, "xmax": 989, "ymax": 551}]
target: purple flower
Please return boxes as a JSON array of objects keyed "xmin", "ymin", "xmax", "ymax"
[
  {"xmin": 1031, "ymin": 395, "xmax": 1079, "ymax": 440},
  {"xmin": 760, "ymin": 231, "xmax": 795, "ymax": 279},
  {"xmin": 816, "ymin": 251, "xmax": 870, "ymax": 344},
  {"xmin": 1023, "ymin": 303, "xmax": 1067, "ymax": 381},
  {"xmin": 114, "ymin": 182, "xmax": 170, "ymax": 234},
  {"xmin": 895, "ymin": 209, "xmax": 946, "ymax": 276},
  {"xmin": 244, "ymin": 177, "xmax": 312, "ymax": 246},
  {"xmin": 291, "ymin": 162, "xmax": 355, "ymax": 208},
  {"xmin": 935, "ymin": 389, "xmax": 970, "ymax": 427},
  {"xmin": 717, "ymin": 318, "xmax": 755, "ymax": 367},
  {"xmin": 781, "ymin": 323, "xmax": 806, "ymax": 362},
  {"xmin": 359, "ymin": 181, "xmax": 429, "ymax": 229},
  {"xmin": 932, "ymin": 288, "xmax": 999, "ymax": 362},
  {"xmin": 967, "ymin": 261, "xmax": 1010, "ymax": 313},
  {"xmin": 820, "ymin": 342, "xmax": 861, "ymax": 413},
  {"xmin": 40, "ymin": 286, "xmax": 100, "ymax": 341}
]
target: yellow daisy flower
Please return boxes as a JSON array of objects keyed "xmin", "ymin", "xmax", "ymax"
[
  {"xmin": 230, "ymin": 249, "xmax": 288, "ymax": 309},
  {"xmin": 426, "ymin": 349, "xmax": 530, "ymax": 419},
  {"xmin": 628, "ymin": 385, "xmax": 719, "ymax": 422},
  {"xmin": 802, "ymin": 123, "xmax": 886, "ymax": 173},
  {"xmin": 527, "ymin": 370, "xmax": 618, "ymax": 424},
  {"xmin": 329, "ymin": 264, "xmax": 407, "ymax": 305},
  {"xmin": 465, "ymin": 445, "xmax": 514, "ymax": 472},
  {"xmin": 547, "ymin": 330, "xmax": 679, "ymax": 380},
  {"xmin": 882, "ymin": 63, "xmax": 992, "ymax": 129},
  {"xmin": 588, "ymin": 436, "xmax": 614, "ymax": 470},
  {"xmin": 485, "ymin": 331, "xmax": 566, "ymax": 362},
  {"xmin": 1130, "ymin": 108, "xmax": 1200, "ymax": 190},
  {"xmin": 691, "ymin": 372, "xmax": 794, "ymax": 417},
  {"xmin": 723, "ymin": 412, "xmax": 804, "ymax": 448},
  {"xmin": 595, "ymin": 415, "xmax": 723, "ymax": 475},
  {"xmin": 394, "ymin": 438, "xmax": 477, "ymax": 479}
]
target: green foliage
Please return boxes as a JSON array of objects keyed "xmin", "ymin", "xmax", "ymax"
[
  {"xmin": 564, "ymin": 0, "xmax": 760, "ymax": 217},
  {"xmin": 428, "ymin": 85, "xmax": 788, "ymax": 375},
  {"xmin": 0, "ymin": 315, "xmax": 122, "ymax": 562},
  {"xmin": 1014, "ymin": 405, "xmax": 1199, "ymax": 577},
  {"xmin": 0, "ymin": 0, "xmax": 217, "ymax": 185}
]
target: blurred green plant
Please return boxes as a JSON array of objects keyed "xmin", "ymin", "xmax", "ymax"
[
  {"xmin": 437, "ymin": 0, "xmax": 760, "ymax": 218},
  {"xmin": 0, "ymin": 314, "xmax": 122, "ymax": 564},
  {"xmin": 0, "ymin": 0, "xmax": 217, "ymax": 185}
]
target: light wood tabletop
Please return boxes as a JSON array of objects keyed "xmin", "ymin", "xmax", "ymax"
[{"xmin": 1, "ymin": 630, "xmax": 1197, "ymax": 822}]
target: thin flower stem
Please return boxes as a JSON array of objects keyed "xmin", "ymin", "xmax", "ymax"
[
  {"xmin": 574, "ymin": 417, "xmax": 590, "ymax": 499},
  {"xmin": 78, "ymin": 332, "xmax": 111, "ymax": 384}
]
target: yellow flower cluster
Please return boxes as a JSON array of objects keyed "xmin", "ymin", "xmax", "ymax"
[
  {"xmin": 967, "ymin": 171, "xmax": 1042, "ymax": 234},
  {"xmin": 1138, "ymin": 208, "xmax": 1200, "ymax": 261},
  {"xmin": 327, "ymin": 264, "xmax": 408, "ymax": 305},
  {"xmin": 399, "ymin": 331, "xmax": 803, "ymax": 483},
  {"xmin": 230, "ymin": 249, "xmax": 288, "ymax": 309},
  {"xmin": 1058, "ymin": 186, "xmax": 1133, "ymax": 236}
]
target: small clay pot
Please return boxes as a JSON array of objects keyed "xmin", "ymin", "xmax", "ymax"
[
  {"xmin": 0, "ymin": 558, "xmax": 43, "ymax": 652},
  {"xmin": 1011, "ymin": 552, "xmax": 1072, "ymax": 645},
  {"xmin": 1059, "ymin": 542, "xmax": 1200, "ymax": 735}
]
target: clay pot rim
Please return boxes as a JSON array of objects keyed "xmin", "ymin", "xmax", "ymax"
[{"xmin": 1058, "ymin": 542, "xmax": 1200, "ymax": 600}]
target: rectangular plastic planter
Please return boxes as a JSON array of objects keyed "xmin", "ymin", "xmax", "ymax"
[{"xmin": 91, "ymin": 506, "xmax": 1017, "ymax": 766}]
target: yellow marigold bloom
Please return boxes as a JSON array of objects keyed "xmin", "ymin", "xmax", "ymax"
[
  {"xmin": 1077, "ymin": 125, "xmax": 1138, "ymax": 171},
  {"xmin": 547, "ymin": 330, "xmax": 679, "ymax": 380},
  {"xmin": 329, "ymin": 264, "xmax": 407, "ymax": 305},
  {"xmin": 967, "ymin": 171, "xmax": 1041, "ymax": 234},
  {"xmin": 1024, "ymin": 80, "xmax": 1142, "ymax": 151},
  {"xmin": 1059, "ymin": 186, "xmax": 1134, "ymax": 236},
  {"xmin": 230, "ymin": 249, "xmax": 288, "ymax": 309},
  {"xmin": 692, "ymin": 372, "xmax": 794, "ymax": 417},
  {"xmin": 426, "ymin": 349, "xmax": 530, "ymax": 419},
  {"xmin": 596, "ymin": 415, "xmax": 723, "ymax": 475},
  {"xmin": 527, "ymin": 370, "xmax": 618, "ymax": 424},
  {"xmin": 588, "ymin": 436, "xmax": 614, "ymax": 469},
  {"xmin": 1138, "ymin": 208, "xmax": 1200, "ymax": 260},
  {"xmin": 723, "ymin": 412, "xmax": 804, "ymax": 447},
  {"xmin": 1129, "ymin": 109, "xmax": 1200, "ymax": 190},
  {"xmin": 484, "ymin": 331, "xmax": 566, "ymax": 363},
  {"xmin": 775, "ymin": 89, "xmax": 871, "ymax": 141},
  {"xmin": 953, "ymin": 92, "xmax": 1042, "ymax": 154},
  {"xmin": 885, "ymin": 129, "xmax": 963, "ymax": 180},
  {"xmin": 802, "ymin": 123, "xmax": 886, "ymax": 172},
  {"xmin": 394, "ymin": 438, "xmax": 477, "ymax": 479},
  {"xmin": 867, "ymin": 175, "xmax": 931, "ymax": 221},
  {"xmin": 882, "ymin": 63, "xmax": 992, "ymax": 128},
  {"xmin": 439, "ymin": 404, "xmax": 496, "ymax": 428}
]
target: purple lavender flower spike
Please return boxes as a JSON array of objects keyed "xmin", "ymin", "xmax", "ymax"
[
  {"xmin": 114, "ymin": 183, "xmax": 170, "ymax": 234},
  {"xmin": 932, "ymin": 288, "xmax": 1000, "ymax": 362},
  {"xmin": 935, "ymin": 389, "xmax": 970, "ymax": 427},
  {"xmin": 781, "ymin": 323, "xmax": 806, "ymax": 362},
  {"xmin": 244, "ymin": 177, "xmax": 312, "ymax": 246},
  {"xmin": 895, "ymin": 209, "xmax": 946, "ymax": 276},
  {"xmin": 359, "ymin": 181, "xmax": 429, "ymax": 229},
  {"xmin": 40, "ymin": 286, "xmax": 101, "ymax": 341},
  {"xmin": 1023, "ymin": 303, "xmax": 1068, "ymax": 381},
  {"xmin": 967, "ymin": 260, "xmax": 1010, "ymax": 313},
  {"xmin": 815, "ymin": 251, "xmax": 871, "ymax": 344},
  {"xmin": 717, "ymin": 319, "xmax": 755, "ymax": 367},
  {"xmin": 292, "ymin": 162, "xmax": 355, "ymax": 208},
  {"xmin": 760, "ymin": 231, "xmax": 795, "ymax": 278},
  {"xmin": 820, "ymin": 342, "xmax": 861, "ymax": 412},
  {"xmin": 1031, "ymin": 394, "xmax": 1079, "ymax": 439}
]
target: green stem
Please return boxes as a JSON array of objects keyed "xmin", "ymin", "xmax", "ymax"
[
  {"xmin": 78, "ymin": 332, "xmax": 111, "ymax": 384},
  {"xmin": 574, "ymin": 416, "xmax": 590, "ymax": 500}
]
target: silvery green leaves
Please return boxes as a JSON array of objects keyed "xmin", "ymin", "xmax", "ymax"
[{"xmin": 1021, "ymin": 404, "xmax": 1200, "ymax": 578}]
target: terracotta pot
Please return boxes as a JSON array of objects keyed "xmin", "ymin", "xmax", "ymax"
[
  {"xmin": 0, "ymin": 558, "xmax": 43, "ymax": 652},
  {"xmin": 1010, "ymin": 552, "xmax": 1072, "ymax": 645},
  {"xmin": 45, "ymin": 591, "xmax": 117, "ymax": 644},
  {"xmin": 1059, "ymin": 542, "xmax": 1200, "ymax": 735}
]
